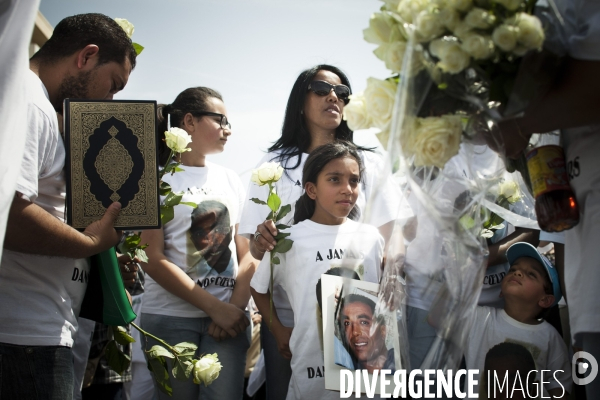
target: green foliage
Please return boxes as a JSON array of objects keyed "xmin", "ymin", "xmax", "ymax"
[
  {"xmin": 273, "ymin": 238, "xmax": 293, "ymax": 254},
  {"xmin": 148, "ymin": 357, "xmax": 172, "ymax": 396},
  {"xmin": 267, "ymin": 191, "xmax": 281, "ymax": 213},
  {"xmin": 276, "ymin": 204, "xmax": 291, "ymax": 222},
  {"xmin": 112, "ymin": 326, "xmax": 135, "ymax": 346},
  {"xmin": 250, "ymin": 198, "xmax": 267, "ymax": 205},
  {"xmin": 105, "ymin": 340, "xmax": 131, "ymax": 375},
  {"xmin": 272, "ymin": 256, "xmax": 280, "ymax": 265},
  {"xmin": 133, "ymin": 42, "xmax": 144, "ymax": 55}
]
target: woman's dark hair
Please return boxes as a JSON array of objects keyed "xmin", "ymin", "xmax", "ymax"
[
  {"xmin": 269, "ymin": 64, "xmax": 372, "ymax": 172},
  {"xmin": 293, "ymin": 141, "xmax": 363, "ymax": 223},
  {"xmin": 157, "ymin": 87, "xmax": 223, "ymax": 165},
  {"xmin": 31, "ymin": 13, "xmax": 136, "ymax": 69}
]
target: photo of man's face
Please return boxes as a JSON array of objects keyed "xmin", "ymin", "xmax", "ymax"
[
  {"xmin": 189, "ymin": 200, "xmax": 232, "ymax": 274},
  {"xmin": 339, "ymin": 295, "xmax": 389, "ymax": 372}
]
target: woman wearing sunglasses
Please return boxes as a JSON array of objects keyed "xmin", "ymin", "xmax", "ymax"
[
  {"xmin": 239, "ymin": 65, "xmax": 403, "ymax": 399},
  {"xmin": 139, "ymin": 87, "xmax": 253, "ymax": 400}
]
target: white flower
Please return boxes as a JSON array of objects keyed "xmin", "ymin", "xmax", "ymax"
[
  {"xmin": 414, "ymin": 10, "xmax": 445, "ymax": 43},
  {"xmin": 380, "ymin": 0, "xmax": 401, "ymax": 11},
  {"xmin": 498, "ymin": 180, "xmax": 521, "ymax": 203},
  {"xmin": 251, "ymin": 162, "xmax": 284, "ymax": 186},
  {"xmin": 461, "ymin": 33, "xmax": 495, "ymax": 60},
  {"xmin": 375, "ymin": 42, "xmax": 425, "ymax": 76},
  {"xmin": 464, "ymin": 8, "xmax": 496, "ymax": 29},
  {"xmin": 429, "ymin": 39, "xmax": 471, "ymax": 74},
  {"xmin": 343, "ymin": 93, "xmax": 372, "ymax": 131},
  {"xmin": 401, "ymin": 115, "xmax": 463, "ymax": 168},
  {"xmin": 439, "ymin": 8, "xmax": 461, "ymax": 31},
  {"xmin": 363, "ymin": 77, "xmax": 398, "ymax": 131},
  {"xmin": 492, "ymin": 24, "xmax": 518, "ymax": 51},
  {"xmin": 452, "ymin": 21, "xmax": 472, "ymax": 40},
  {"xmin": 363, "ymin": 12, "xmax": 403, "ymax": 45},
  {"xmin": 395, "ymin": 0, "xmax": 429, "ymax": 24},
  {"xmin": 493, "ymin": 0, "xmax": 523, "ymax": 11},
  {"xmin": 164, "ymin": 127, "xmax": 192, "ymax": 153},
  {"xmin": 192, "ymin": 354, "xmax": 222, "ymax": 386},
  {"xmin": 515, "ymin": 13, "xmax": 544, "ymax": 51},
  {"xmin": 448, "ymin": 0, "xmax": 473, "ymax": 12},
  {"xmin": 376, "ymin": 130, "xmax": 391, "ymax": 150},
  {"xmin": 114, "ymin": 18, "xmax": 134, "ymax": 38}
]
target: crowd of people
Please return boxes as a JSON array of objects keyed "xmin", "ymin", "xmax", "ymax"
[{"xmin": 0, "ymin": 3, "xmax": 599, "ymax": 400}]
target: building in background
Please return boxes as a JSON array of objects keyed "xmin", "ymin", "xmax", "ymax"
[{"xmin": 30, "ymin": 10, "xmax": 52, "ymax": 57}]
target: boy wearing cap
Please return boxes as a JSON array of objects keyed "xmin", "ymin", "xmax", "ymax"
[{"xmin": 464, "ymin": 242, "xmax": 572, "ymax": 398}]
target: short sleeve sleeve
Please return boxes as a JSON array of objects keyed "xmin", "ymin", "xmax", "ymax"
[{"xmin": 239, "ymin": 154, "xmax": 273, "ymax": 237}]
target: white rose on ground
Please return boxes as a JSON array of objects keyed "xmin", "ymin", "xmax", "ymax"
[
  {"xmin": 461, "ymin": 33, "xmax": 495, "ymax": 60},
  {"xmin": 415, "ymin": 10, "xmax": 445, "ymax": 43},
  {"xmin": 343, "ymin": 93, "xmax": 372, "ymax": 131},
  {"xmin": 448, "ymin": 0, "xmax": 473, "ymax": 12},
  {"xmin": 515, "ymin": 13, "xmax": 544, "ymax": 51},
  {"xmin": 395, "ymin": 0, "xmax": 429, "ymax": 24},
  {"xmin": 492, "ymin": 24, "xmax": 518, "ymax": 51},
  {"xmin": 464, "ymin": 8, "xmax": 496, "ymax": 29},
  {"xmin": 363, "ymin": 12, "xmax": 403, "ymax": 45},
  {"xmin": 164, "ymin": 127, "xmax": 192, "ymax": 153},
  {"xmin": 114, "ymin": 18, "xmax": 134, "ymax": 38},
  {"xmin": 429, "ymin": 39, "xmax": 471, "ymax": 74},
  {"xmin": 494, "ymin": 0, "xmax": 523, "ymax": 11},
  {"xmin": 193, "ymin": 354, "xmax": 222, "ymax": 386},
  {"xmin": 439, "ymin": 8, "xmax": 461, "ymax": 31},
  {"xmin": 251, "ymin": 162, "xmax": 284, "ymax": 186},
  {"xmin": 363, "ymin": 77, "xmax": 398, "ymax": 131},
  {"xmin": 402, "ymin": 115, "xmax": 463, "ymax": 168}
]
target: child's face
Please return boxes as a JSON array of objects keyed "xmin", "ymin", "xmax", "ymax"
[
  {"xmin": 306, "ymin": 156, "xmax": 360, "ymax": 225},
  {"xmin": 501, "ymin": 257, "xmax": 552, "ymax": 306}
]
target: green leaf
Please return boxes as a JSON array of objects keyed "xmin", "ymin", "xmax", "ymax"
[
  {"xmin": 275, "ymin": 224, "xmax": 290, "ymax": 230},
  {"xmin": 272, "ymin": 256, "xmax": 280, "ymax": 265},
  {"xmin": 265, "ymin": 210, "xmax": 274, "ymax": 221},
  {"xmin": 133, "ymin": 42, "xmax": 144, "ymax": 55},
  {"xmin": 161, "ymin": 206, "xmax": 174, "ymax": 225},
  {"xmin": 173, "ymin": 342, "xmax": 198, "ymax": 358},
  {"xmin": 267, "ymin": 192, "xmax": 281, "ymax": 213},
  {"xmin": 275, "ymin": 204, "xmax": 291, "ymax": 222},
  {"xmin": 148, "ymin": 357, "xmax": 173, "ymax": 396},
  {"xmin": 148, "ymin": 345, "xmax": 175, "ymax": 359},
  {"xmin": 105, "ymin": 340, "xmax": 131, "ymax": 375},
  {"xmin": 112, "ymin": 326, "xmax": 136, "ymax": 346},
  {"xmin": 274, "ymin": 232, "xmax": 291, "ymax": 241},
  {"xmin": 179, "ymin": 201, "xmax": 197, "ymax": 208},
  {"xmin": 250, "ymin": 198, "xmax": 267, "ymax": 205},
  {"xmin": 172, "ymin": 358, "xmax": 193, "ymax": 381},
  {"xmin": 159, "ymin": 181, "xmax": 171, "ymax": 196},
  {"xmin": 173, "ymin": 166, "xmax": 185, "ymax": 172},
  {"xmin": 135, "ymin": 248, "xmax": 149, "ymax": 263},
  {"xmin": 273, "ymin": 238, "xmax": 293, "ymax": 254},
  {"xmin": 163, "ymin": 191, "xmax": 183, "ymax": 207}
]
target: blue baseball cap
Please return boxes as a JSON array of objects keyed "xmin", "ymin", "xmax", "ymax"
[{"xmin": 506, "ymin": 242, "xmax": 562, "ymax": 307}]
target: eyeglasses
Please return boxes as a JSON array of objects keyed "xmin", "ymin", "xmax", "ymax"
[
  {"xmin": 194, "ymin": 112, "xmax": 231, "ymax": 130},
  {"xmin": 307, "ymin": 80, "xmax": 351, "ymax": 104}
]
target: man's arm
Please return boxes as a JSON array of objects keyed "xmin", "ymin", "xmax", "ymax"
[
  {"xmin": 487, "ymin": 227, "xmax": 540, "ymax": 266},
  {"xmin": 4, "ymin": 194, "xmax": 121, "ymax": 258}
]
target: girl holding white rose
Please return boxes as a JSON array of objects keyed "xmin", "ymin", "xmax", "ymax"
[
  {"xmin": 239, "ymin": 65, "xmax": 408, "ymax": 399},
  {"xmin": 139, "ymin": 87, "xmax": 253, "ymax": 400}
]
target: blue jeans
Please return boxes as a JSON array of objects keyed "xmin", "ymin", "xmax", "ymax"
[
  {"xmin": 141, "ymin": 313, "xmax": 250, "ymax": 400},
  {"xmin": 260, "ymin": 322, "xmax": 292, "ymax": 400},
  {"xmin": 0, "ymin": 342, "xmax": 74, "ymax": 400}
]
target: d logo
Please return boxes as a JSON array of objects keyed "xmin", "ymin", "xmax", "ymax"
[{"xmin": 572, "ymin": 351, "xmax": 598, "ymax": 385}]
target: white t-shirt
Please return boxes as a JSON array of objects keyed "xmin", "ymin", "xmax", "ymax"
[
  {"xmin": 241, "ymin": 148, "xmax": 408, "ymax": 326},
  {"xmin": 0, "ymin": 70, "xmax": 89, "ymax": 348},
  {"xmin": 142, "ymin": 162, "xmax": 245, "ymax": 318},
  {"xmin": 465, "ymin": 307, "xmax": 572, "ymax": 397},
  {"xmin": 250, "ymin": 219, "xmax": 384, "ymax": 400},
  {"xmin": 560, "ymin": 0, "xmax": 600, "ymax": 342}
]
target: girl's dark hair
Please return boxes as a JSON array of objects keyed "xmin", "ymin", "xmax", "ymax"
[
  {"xmin": 157, "ymin": 87, "xmax": 223, "ymax": 165},
  {"xmin": 294, "ymin": 141, "xmax": 363, "ymax": 223},
  {"xmin": 269, "ymin": 64, "xmax": 372, "ymax": 172}
]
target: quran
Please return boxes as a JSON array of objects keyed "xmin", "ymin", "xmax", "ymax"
[{"xmin": 64, "ymin": 99, "xmax": 160, "ymax": 230}]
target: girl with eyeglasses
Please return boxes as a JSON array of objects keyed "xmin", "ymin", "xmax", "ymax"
[
  {"xmin": 239, "ymin": 65, "xmax": 408, "ymax": 399},
  {"xmin": 139, "ymin": 87, "xmax": 253, "ymax": 400}
]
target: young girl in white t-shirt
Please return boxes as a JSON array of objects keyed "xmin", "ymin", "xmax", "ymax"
[
  {"xmin": 139, "ymin": 87, "xmax": 253, "ymax": 400},
  {"xmin": 250, "ymin": 142, "xmax": 384, "ymax": 400}
]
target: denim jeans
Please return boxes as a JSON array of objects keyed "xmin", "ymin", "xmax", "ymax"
[
  {"xmin": 260, "ymin": 322, "xmax": 292, "ymax": 400},
  {"xmin": 0, "ymin": 342, "xmax": 74, "ymax": 400},
  {"xmin": 141, "ymin": 313, "xmax": 250, "ymax": 400}
]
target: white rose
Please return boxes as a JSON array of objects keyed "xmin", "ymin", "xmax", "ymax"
[
  {"xmin": 395, "ymin": 0, "xmax": 429, "ymax": 24},
  {"xmin": 464, "ymin": 8, "xmax": 496, "ymax": 29},
  {"xmin": 251, "ymin": 162, "xmax": 284, "ymax": 186},
  {"xmin": 363, "ymin": 12, "xmax": 403, "ymax": 45},
  {"xmin": 492, "ymin": 24, "xmax": 518, "ymax": 51},
  {"xmin": 114, "ymin": 18, "xmax": 134, "ymax": 38},
  {"xmin": 429, "ymin": 39, "xmax": 471, "ymax": 74},
  {"xmin": 499, "ymin": 180, "xmax": 521, "ymax": 203},
  {"xmin": 494, "ymin": 0, "xmax": 523, "ymax": 11},
  {"xmin": 380, "ymin": 0, "xmax": 401, "ymax": 11},
  {"xmin": 452, "ymin": 21, "xmax": 472, "ymax": 40},
  {"xmin": 343, "ymin": 93, "xmax": 372, "ymax": 131},
  {"xmin": 516, "ymin": 13, "xmax": 544, "ymax": 51},
  {"xmin": 439, "ymin": 8, "xmax": 461, "ymax": 31},
  {"xmin": 375, "ymin": 42, "xmax": 425, "ymax": 76},
  {"xmin": 193, "ymin": 354, "xmax": 222, "ymax": 386},
  {"xmin": 376, "ymin": 129, "xmax": 391, "ymax": 150},
  {"xmin": 164, "ymin": 127, "xmax": 192, "ymax": 153},
  {"xmin": 414, "ymin": 10, "xmax": 445, "ymax": 43},
  {"xmin": 461, "ymin": 33, "xmax": 495, "ymax": 60},
  {"xmin": 363, "ymin": 77, "xmax": 398, "ymax": 131},
  {"xmin": 401, "ymin": 115, "xmax": 463, "ymax": 168},
  {"xmin": 448, "ymin": 0, "xmax": 473, "ymax": 12}
]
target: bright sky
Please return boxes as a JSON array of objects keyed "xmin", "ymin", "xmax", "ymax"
[{"xmin": 39, "ymin": 0, "xmax": 390, "ymax": 184}]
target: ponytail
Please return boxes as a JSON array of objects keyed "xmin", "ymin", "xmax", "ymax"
[
  {"xmin": 293, "ymin": 193, "xmax": 315, "ymax": 224},
  {"xmin": 156, "ymin": 104, "xmax": 172, "ymax": 166}
]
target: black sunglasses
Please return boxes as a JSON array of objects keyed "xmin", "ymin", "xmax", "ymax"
[
  {"xmin": 194, "ymin": 112, "xmax": 231, "ymax": 130},
  {"xmin": 307, "ymin": 80, "xmax": 351, "ymax": 104}
]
